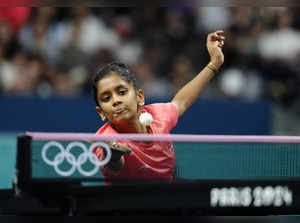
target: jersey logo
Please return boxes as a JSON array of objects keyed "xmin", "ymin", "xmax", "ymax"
[
  {"xmin": 138, "ymin": 164, "xmax": 150, "ymax": 170},
  {"xmin": 167, "ymin": 143, "xmax": 174, "ymax": 153}
]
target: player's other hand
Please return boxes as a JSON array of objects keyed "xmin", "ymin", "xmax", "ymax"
[
  {"xmin": 108, "ymin": 142, "xmax": 131, "ymax": 162},
  {"xmin": 206, "ymin": 30, "xmax": 225, "ymax": 70},
  {"xmin": 102, "ymin": 142, "xmax": 131, "ymax": 174}
]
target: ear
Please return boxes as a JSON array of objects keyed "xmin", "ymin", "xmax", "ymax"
[
  {"xmin": 136, "ymin": 89, "xmax": 145, "ymax": 107},
  {"xmin": 96, "ymin": 106, "xmax": 107, "ymax": 121}
]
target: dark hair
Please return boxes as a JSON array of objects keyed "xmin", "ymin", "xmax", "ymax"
[{"xmin": 92, "ymin": 61, "xmax": 139, "ymax": 106}]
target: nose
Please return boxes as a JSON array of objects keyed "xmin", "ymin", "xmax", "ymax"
[{"xmin": 112, "ymin": 94, "xmax": 122, "ymax": 107}]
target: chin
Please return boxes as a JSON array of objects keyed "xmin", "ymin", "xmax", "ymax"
[
  {"xmin": 112, "ymin": 117, "xmax": 129, "ymax": 125},
  {"xmin": 115, "ymin": 117, "xmax": 136, "ymax": 126}
]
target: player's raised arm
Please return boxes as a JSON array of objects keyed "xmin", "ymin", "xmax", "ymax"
[{"xmin": 171, "ymin": 30, "xmax": 225, "ymax": 117}]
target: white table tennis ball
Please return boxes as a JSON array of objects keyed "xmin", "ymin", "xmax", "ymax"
[{"xmin": 139, "ymin": 112, "xmax": 153, "ymax": 126}]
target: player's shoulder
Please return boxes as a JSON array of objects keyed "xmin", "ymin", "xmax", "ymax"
[
  {"xmin": 143, "ymin": 102, "xmax": 176, "ymax": 110},
  {"xmin": 96, "ymin": 123, "xmax": 117, "ymax": 135},
  {"xmin": 142, "ymin": 102, "xmax": 177, "ymax": 116},
  {"xmin": 143, "ymin": 103, "xmax": 164, "ymax": 112}
]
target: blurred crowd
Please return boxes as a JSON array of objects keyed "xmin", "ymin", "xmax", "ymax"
[{"xmin": 1, "ymin": 7, "xmax": 300, "ymax": 108}]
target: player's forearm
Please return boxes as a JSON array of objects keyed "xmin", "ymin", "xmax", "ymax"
[{"xmin": 171, "ymin": 63, "xmax": 217, "ymax": 116}]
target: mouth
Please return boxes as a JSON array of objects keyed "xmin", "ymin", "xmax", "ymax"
[{"xmin": 113, "ymin": 108, "xmax": 128, "ymax": 116}]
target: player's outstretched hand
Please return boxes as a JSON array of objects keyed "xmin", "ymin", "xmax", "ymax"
[{"xmin": 206, "ymin": 30, "xmax": 225, "ymax": 70}]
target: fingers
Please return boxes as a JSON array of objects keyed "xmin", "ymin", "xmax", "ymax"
[
  {"xmin": 90, "ymin": 140, "xmax": 131, "ymax": 154},
  {"xmin": 117, "ymin": 142, "xmax": 132, "ymax": 154},
  {"xmin": 216, "ymin": 30, "xmax": 224, "ymax": 34},
  {"xmin": 213, "ymin": 31, "xmax": 225, "ymax": 41},
  {"xmin": 111, "ymin": 142, "xmax": 131, "ymax": 154},
  {"xmin": 219, "ymin": 40, "xmax": 224, "ymax": 48},
  {"xmin": 209, "ymin": 30, "xmax": 225, "ymax": 48},
  {"xmin": 209, "ymin": 30, "xmax": 225, "ymax": 38},
  {"xmin": 106, "ymin": 141, "xmax": 131, "ymax": 162}
]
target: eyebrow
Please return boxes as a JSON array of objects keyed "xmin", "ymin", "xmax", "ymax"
[{"xmin": 99, "ymin": 84, "xmax": 127, "ymax": 97}]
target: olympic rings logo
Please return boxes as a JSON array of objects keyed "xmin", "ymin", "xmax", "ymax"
[{"xmin": 41, "ymin": 141, "xmax": 112, "ymax": 177}]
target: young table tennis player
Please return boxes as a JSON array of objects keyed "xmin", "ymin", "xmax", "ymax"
[{"xmin": 92, "ymin": 30, "xmax": 225, "ymax": 180}]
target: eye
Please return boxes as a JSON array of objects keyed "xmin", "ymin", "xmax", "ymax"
[
  {"xmin": 101, "ymin": 95, "xmax": 110, "ymax": 102},
  {"xmin": 119, "ymin": 89, "xmax": 127, "ymax": 95}
]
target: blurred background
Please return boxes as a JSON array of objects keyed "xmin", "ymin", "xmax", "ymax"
[
  {"xmin": 1, "ymin": 7, "xmax": 300, "ymax": 135},
  {"xmin": 1, "ymin": 7, "xmax": 300, "ymax": 217}
]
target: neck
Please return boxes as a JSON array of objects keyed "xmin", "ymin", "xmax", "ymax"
[{"xmin": 112, "ymin": 118, "xmax": 149, "ymax": 134}]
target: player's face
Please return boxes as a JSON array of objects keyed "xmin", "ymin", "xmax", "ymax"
[{"xmin": 95, "ymin": 72, "xmax": 144, "ymax": 125}]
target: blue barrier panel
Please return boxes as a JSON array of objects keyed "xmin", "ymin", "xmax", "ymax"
[{"xmin": 0, "ymin": 96, "xmax": 271, "ymax": 135}]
